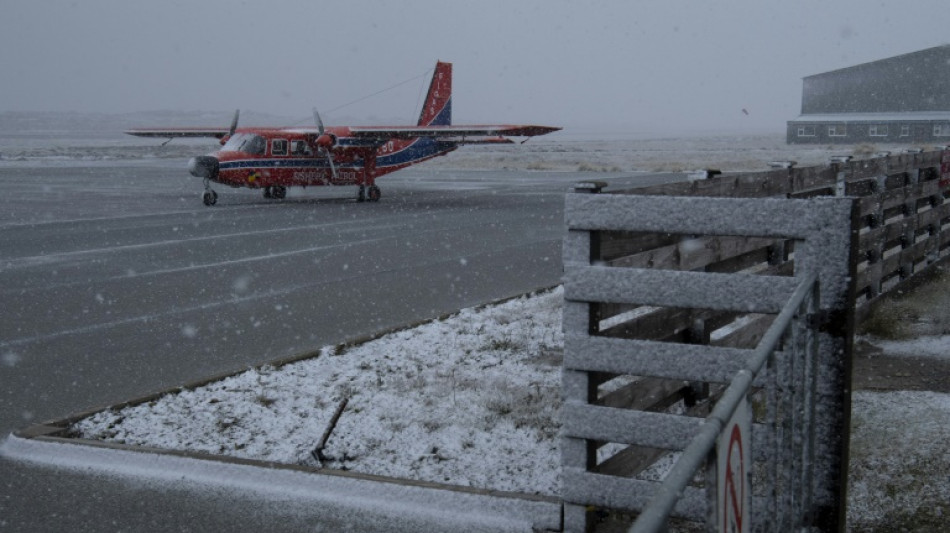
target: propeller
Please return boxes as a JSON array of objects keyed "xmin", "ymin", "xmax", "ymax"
[
  {"xmin": 312, "ymin": 108, "xmax": 338, "ymax": 182},
  {"xmin": 228, "ymin": 109, "xmax": 240, "ymax": 137}
]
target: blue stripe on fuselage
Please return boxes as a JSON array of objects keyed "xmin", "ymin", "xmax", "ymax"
[{"xmin": 218, "ymin": 138, "xmax": 457, "ymax": 171}]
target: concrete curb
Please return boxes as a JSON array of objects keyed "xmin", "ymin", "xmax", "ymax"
[{"xmin": 1, "ymin": 432, "xmax": 560, "ymax": 532}]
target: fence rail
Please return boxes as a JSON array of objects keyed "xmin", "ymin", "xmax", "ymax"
[
  {"xmin": 630, "ymin": 273, "xmax": 819, "ymax": 533},
  {"xmin": 561, "ymin": 148, "xmax": 950, "ymax": 532}
]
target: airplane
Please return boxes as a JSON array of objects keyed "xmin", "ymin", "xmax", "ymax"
[{"xmin": 125, "ymin": 62, "xmax": 560, "ymax": 206}]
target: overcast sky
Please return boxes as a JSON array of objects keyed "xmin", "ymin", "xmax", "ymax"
[{"xmin": 2, "ymin": 0, "xmax": 947, "ymax": 135}]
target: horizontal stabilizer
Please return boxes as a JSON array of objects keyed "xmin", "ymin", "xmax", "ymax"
[{"xmin": 446, "ymin": 136, "xmax": 514, "ymax": 145}]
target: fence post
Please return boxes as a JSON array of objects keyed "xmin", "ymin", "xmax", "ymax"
[
  {"xmin": 562, "ymin": 181, "xmax": 608, "ymax": 533},
  {"xmin": 934, "ymin": 147, "xmax": 950, "ymax": 264},
  {"xmin": 866, "ymin": 165, "xmax": 888, "ymax": 299},
  {"xmin": 798, "ymin": 198, "xmax": 860, "ymax": 532},
  {"xmin": 830, "ymin": 155, "xmax": 852, "ymax": 197}
]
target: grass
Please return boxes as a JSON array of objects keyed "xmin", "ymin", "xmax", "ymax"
[
  {"xmin": 847, "ymin": 394, "xmax": 950, "ymax": 532},
  {"xmin": 577, "ymin": 162, "xmax": 622, "ymax": 172},
  {"xmin": 858, "ymin": 267, "xmax": 950, "ymax": 339}
]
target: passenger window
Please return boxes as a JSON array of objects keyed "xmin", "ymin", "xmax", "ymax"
[
  {"xmin": 272, "ymin": 139, "xmax": 288, "ymax": 156},
  {"xmin": 291, "ymin": 140, "xmax": 312, "ymax": 156}
]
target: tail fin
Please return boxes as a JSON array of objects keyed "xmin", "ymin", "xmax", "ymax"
[{"xmin": 418, "ymin": 61, "xmax": 452, "ymax": 126}]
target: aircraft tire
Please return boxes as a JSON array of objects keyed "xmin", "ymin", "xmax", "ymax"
[
  {"xmin": 368, "ymin": 185, "xmax": 381, "ymax": 202},
  {"xmin": 263, "ymin": 187, "xmax": 273, "ymax": 199},
  {"xmin": 272, "ymin": 186, "xmax": 287, "ymax": 199},
  {"xmin": 202, "ymin": 190, "xmax": 218, "ymax": 206}
]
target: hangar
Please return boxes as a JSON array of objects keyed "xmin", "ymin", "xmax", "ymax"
[{"xmin": 787, "ymin": 45, "xmax": 950, "ymax": 144}]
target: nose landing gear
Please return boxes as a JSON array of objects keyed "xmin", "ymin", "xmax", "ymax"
[{"xmin": 202, "ymin": 178, "xmax": 218, "ymax": 206}]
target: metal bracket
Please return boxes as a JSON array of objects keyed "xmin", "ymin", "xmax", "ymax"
[{"xmin": 807, "ymin": 309, "xmax": 847, "ymax": 333}]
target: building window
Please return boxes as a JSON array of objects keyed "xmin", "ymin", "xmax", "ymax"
[
  {"xmin": 900, "ymin": 125, "xmax": 910, "ymax": 137},
  {"xmin": 828, "ymin": 125, "xmax": 847, "ymax": 137},
  {"xmin": 869, "ymin": 125, "xmax": 888, "ymax": 137},
  {"xmin": 797, "ymin": 126, "xmax": 816, "ymax": 137},
  {"xmin": 934, "ymin": 124, "xmax": 950, "ymax": 137}
]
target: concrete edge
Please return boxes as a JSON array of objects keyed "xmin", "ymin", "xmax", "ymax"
[{"xmin": 0, "ymin": 433, "xmax": 561, "ymax": 532}]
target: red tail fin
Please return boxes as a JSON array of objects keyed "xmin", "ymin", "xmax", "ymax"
[{"xmin": 418, "ymin": 62, "xmax": 452, "ymax": 126}]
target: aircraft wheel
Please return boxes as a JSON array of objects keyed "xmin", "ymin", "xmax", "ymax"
[
  {"xmin": 367, "ymin": 185, "xmax": 381, "ymax": 202},
  {"xmin": 202, "ymin": 190, "xmax": 218, "ymax": 206},
  {"xmin": 263, "ymin": 187, "xmax": 273, "ymax": 199},
  {"xmin": 356, "ymin": 185, "xmax": 366, "ymax": 203},
  {"xmin": 272, "ymin": 186, "xmax": 287, "ymax": 199}
]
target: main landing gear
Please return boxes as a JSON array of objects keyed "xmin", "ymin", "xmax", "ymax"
[
  {"xmin": 357, "ymin": 185, "xmax": 381, "ymax": 203},
  {"xmin": 263, "ymin": 186, "xmax": 287, "ymax": 200}
]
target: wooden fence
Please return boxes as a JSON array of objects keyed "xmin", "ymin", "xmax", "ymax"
[
  {"xmin": 598, "ymin": 149, "xmax": 950, "ymax": 318},
  {"xmin": 561, "ymin": 148, "xmax": 950, "ymax": 532}
]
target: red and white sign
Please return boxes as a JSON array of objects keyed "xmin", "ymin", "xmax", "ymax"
[{"xmin": 718, "ymin": 398, "xmax": 751, "ymax": 533}]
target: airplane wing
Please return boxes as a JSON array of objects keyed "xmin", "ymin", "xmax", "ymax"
[
  {"xmin": 125, "ymin": 124, "xmax": 560, "ymax": 142},
  {"xmin": 348, "ymin": 124, "xmax": 560, "ymax": 140},
  {"xmin": 124, "ymin": 128, "xmax": 231, "ymax": 139}
]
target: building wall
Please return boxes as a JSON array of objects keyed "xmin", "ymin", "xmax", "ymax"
[{"xmin": 787, "ymin": 120, "xmax": 950, "ymax": 144}]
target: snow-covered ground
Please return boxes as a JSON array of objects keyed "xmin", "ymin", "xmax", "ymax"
[
  {"xmin": 69, "ymin": 285, "xmax": 950, "ymax": 529},
  {"xmin": 73, "ymin": 288, "xmax": 565, "ymax": 496}
]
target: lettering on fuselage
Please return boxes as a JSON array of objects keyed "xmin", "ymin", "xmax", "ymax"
[
  {"xmin": 292, "ymin": 171, "xmax": 325, "ymax": 182},
  {"xmin": 292, "ymin": 169, "xmax": 359, "ymax": 184}
]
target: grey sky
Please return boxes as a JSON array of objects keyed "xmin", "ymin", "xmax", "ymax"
[{"xmin": 2, "ymin": 0, "xmax": 947, "ymax": 135}]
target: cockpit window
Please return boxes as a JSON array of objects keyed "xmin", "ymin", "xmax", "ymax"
[{"xmin": 221, "ymin": 133, "xmax": 266, "ymax": 155}]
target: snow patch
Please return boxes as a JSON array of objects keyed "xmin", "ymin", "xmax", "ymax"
[
  {"xmin": 869, "ymin": 335, "xmax": 950, "ymax": 360},
  {"xmin": 72, "ymin": 288, "xmax": 565, "ymax": 496}
]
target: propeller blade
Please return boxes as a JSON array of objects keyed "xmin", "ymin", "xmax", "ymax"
[
  {"xmin": 228, "ymin": 109, "xmax": 240, "ymax": 137},
  {"xmin": 312, "ymin": 107, "xmax": 324, "ymax": 135},
  {"xmin": 312, "ymin": 107, "xmax": 337, "ymax": 181},
  {"xmin": 324, "ymin": 147, "xmax": 338, "ymax": 181}
]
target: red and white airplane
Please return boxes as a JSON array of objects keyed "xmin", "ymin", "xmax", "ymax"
[{"xmin": 126, "ymin": 62, "xmax": 560, "ymax": 206}]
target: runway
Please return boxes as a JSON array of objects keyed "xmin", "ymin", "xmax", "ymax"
[{"xmin": 0, "ymin": 160, "xmax": 679, "ymax": 531}]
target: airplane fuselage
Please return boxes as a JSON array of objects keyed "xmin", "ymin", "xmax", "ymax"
[{"xmin": 202, "ymin": 128, "xmax": 458, "ymax": 190}]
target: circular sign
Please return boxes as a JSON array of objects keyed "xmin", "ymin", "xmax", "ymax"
[{"xmin": 723, "ymin": 424, "xmax": 745, "ymax": 533}]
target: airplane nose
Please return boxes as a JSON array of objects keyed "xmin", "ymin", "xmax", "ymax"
[{"xmin": 189, "ymin": 156, "xmax": 219, "ymax": 179}]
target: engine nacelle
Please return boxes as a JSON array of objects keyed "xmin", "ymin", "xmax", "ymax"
[{"xmin": 316, "ymin": 133, "xmax": 335, "ymax": 149}]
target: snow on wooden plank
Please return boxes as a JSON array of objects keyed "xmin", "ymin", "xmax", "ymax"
[
  {"xmin": 564, "ymin": 266, "xmax": 800, "ymax": 313},
  {"xmin": 564, "ymin": 334, "xmax": 751, "ymax": 383},
  {"xmin": 565, "ymin": 194, "xmax": 851, "ymax": 238},
  {"xmin": 561, "ymin": 468, "xmax": 705, "ymax": 520},
  {"xmin": 561, "ymin": 403, "xmax": 700, "ymax": 451}
]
